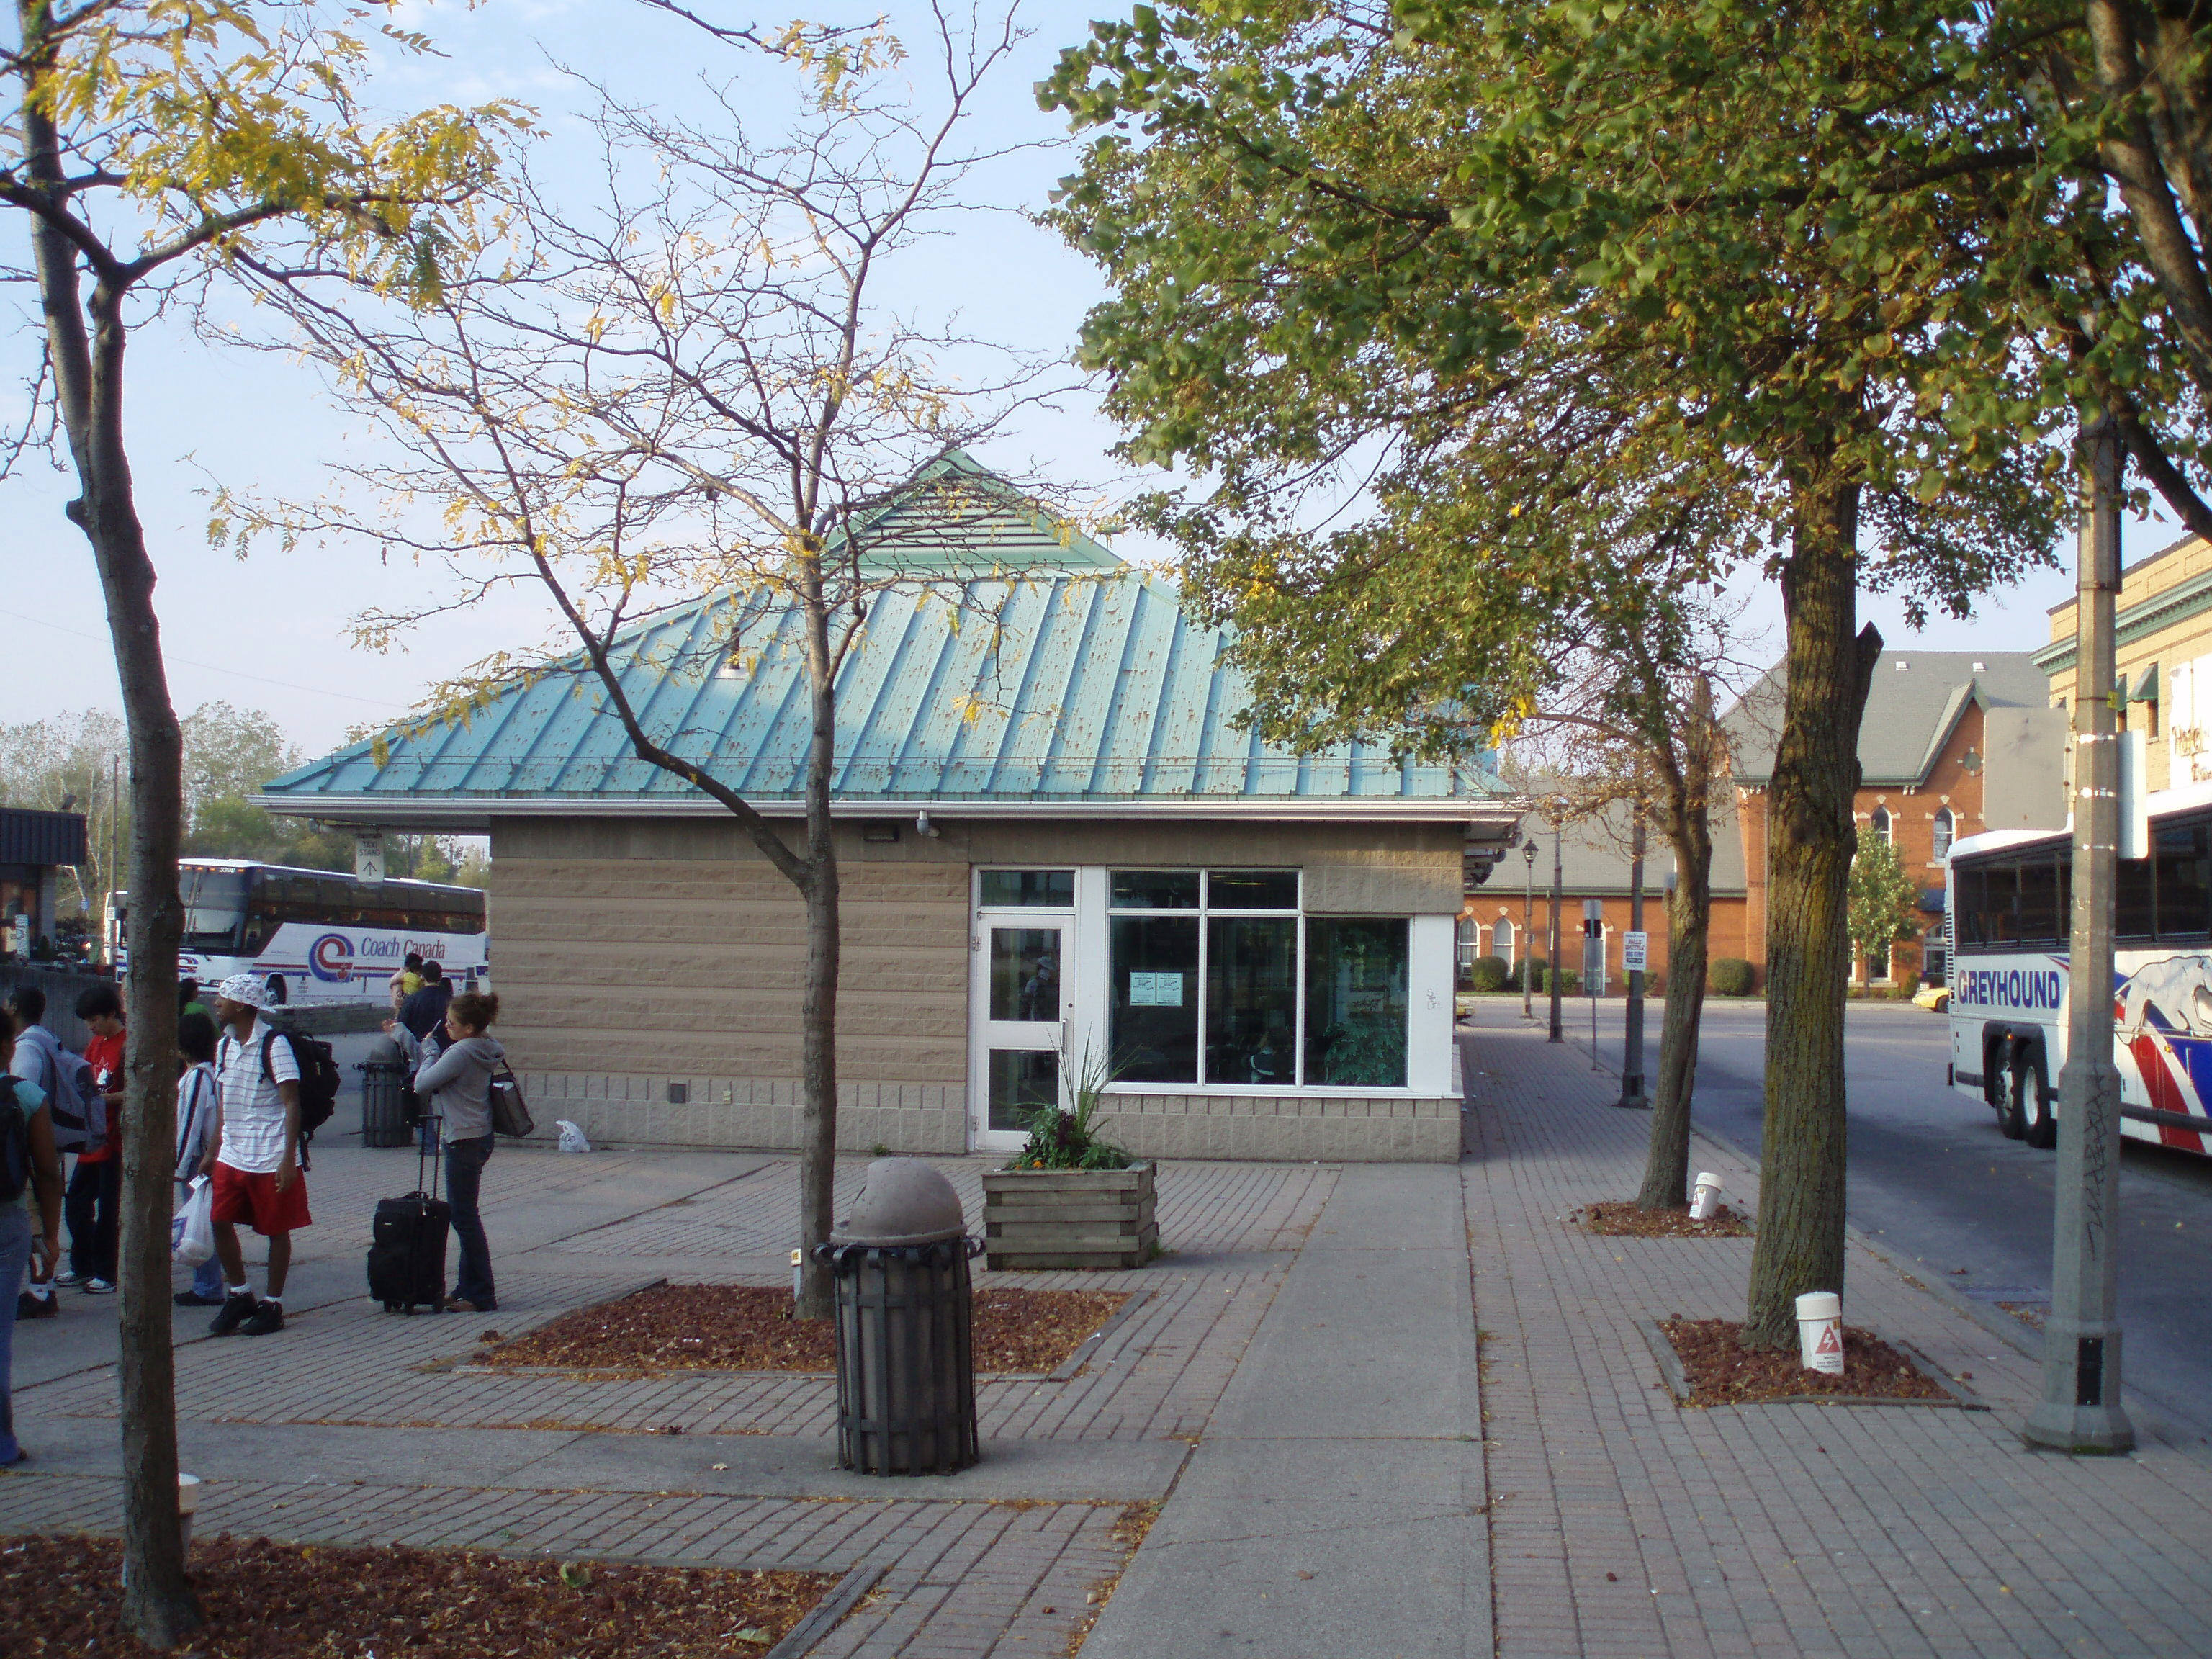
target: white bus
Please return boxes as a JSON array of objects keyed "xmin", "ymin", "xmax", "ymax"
[
  {"xmin": 110, "ymin": 859, "xmax": 488, "ymax": 1008},
  {"xmin": 1947, "ymin": 796, "xmax": 2212, "ymax": 1158}
]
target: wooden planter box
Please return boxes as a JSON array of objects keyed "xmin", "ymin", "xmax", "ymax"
[{"xmin": 981, "ymin": 1163, "xmax": 1158, "ymax": 1271}]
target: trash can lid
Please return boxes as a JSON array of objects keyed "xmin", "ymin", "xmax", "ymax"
[
  {"xmin": 367, "ymin": 1035, "xmax": 407, "ymax": 1064},
  {"xmin": 830, "ymin": 1159, "xmax": 966, "ymax": 1245}
]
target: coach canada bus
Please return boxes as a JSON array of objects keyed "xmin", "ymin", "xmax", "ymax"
[
  {"xmin": 1947, "ymin": 791, "xmax": 2212, "ymax": 1158},
  {"xmin": 108, "ymin": 858, "xmax": 487, "ymax": 1007}
]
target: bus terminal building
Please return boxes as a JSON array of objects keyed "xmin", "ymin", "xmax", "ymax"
[{"xmin": 261, "ymin": 462, "xmax": 1520, "ymax": 1163}]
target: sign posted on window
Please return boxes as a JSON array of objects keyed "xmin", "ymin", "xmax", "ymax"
[{"xmin": 1622, "ymin": 931, "xmax": 1648, "ymax": 974}]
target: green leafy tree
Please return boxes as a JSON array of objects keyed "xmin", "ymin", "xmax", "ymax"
[
  {"xmin": 1042, "ymin": 0, "xmax": 2067, "ymax": 1346},
  {"xmin": 1, "ymin": 1, "xmax": 518, "ymax": 1636},
  {"xmin": 1848, "ymin": 835, "xmax": 1921, "ymax": 987}
]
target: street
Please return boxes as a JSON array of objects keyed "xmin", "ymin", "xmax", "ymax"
[{"xmin": 1493, "ymin": 994, "xmax": 2212, "ymax": 1442}]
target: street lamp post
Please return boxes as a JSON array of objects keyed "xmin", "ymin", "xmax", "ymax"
[
  {"xmin": 1614, "ymin": 807, "xmax": 1649, "ymax": 1108},
  {"xmin": 2025, "ymin": 416, "xmax": 2134, "ymax": 1454},
  {"xmin": 1548, "ymin": 821, "xmax": 1565, "ymax": 1044},
  {"xmin": 1521, "ymin": 836, "xmax": 1538, "ymax": 1020}
]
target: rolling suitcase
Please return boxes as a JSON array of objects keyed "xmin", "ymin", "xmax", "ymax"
[{"xmin": 368, "ymin": 1121, "xmax": 448, "ymax": 1313}]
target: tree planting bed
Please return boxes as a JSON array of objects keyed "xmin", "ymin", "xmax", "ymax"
[
  {"xmin": 1650, "ymin": 1317, "xmax": 1985, "ymax": 1408},
  {"xmin": 0, "ymin": 1534, "xmax": 836, "ymax": 1658},
  {"xmin": 467, "ymin": 1282, "xmax": 1129, "ymax": 1375},
  {"xmin": 1577, "ymin": 1200, "xmax": 1753, "ymax": 1238}
]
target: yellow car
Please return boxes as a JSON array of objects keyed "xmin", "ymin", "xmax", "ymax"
[{"xmin": 1912, "ymin": 982, "xmax": 1951, "ymax": 1012}]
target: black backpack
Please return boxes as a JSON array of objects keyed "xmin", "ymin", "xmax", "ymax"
[
  {"xmin": 261, "ymin": 1029, "xmax": 342, "ymax": 1166},
  {"xmin": 0, "ymin": 1075, "xmax": 30, "ymax": 1205}
]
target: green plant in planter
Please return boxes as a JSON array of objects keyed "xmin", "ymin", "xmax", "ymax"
[{"xmin": 1009, "ymin": 1042, "xmax": 1134, "ymax": 1171}]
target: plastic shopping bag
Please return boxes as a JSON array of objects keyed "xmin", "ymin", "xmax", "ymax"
[{"xmin": 171, "ymin": 1175, "xmax": 214, "ymax": 1267}]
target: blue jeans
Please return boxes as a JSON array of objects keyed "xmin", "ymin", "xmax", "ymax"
[
  {"xmin": 444, "ymin": 1135, "xmax": 495, "ymax": 1308},
  {"xmin": 1, "ymin": 1205, "xmax": 32, "ymax": 1465}
]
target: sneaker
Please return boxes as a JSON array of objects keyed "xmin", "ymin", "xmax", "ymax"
[
  {"xmin": 15, "ymin": 1290, "xmax": 57, "ymax": 1321},
  {"xmin": 239, "ymin": 1301, "xmax": 285, "ymax": 1336},
  {"xmin": 81, "ymin": 1278, "xmax": 116, "ymax": 1295},
  {"xmin": 173, "ymin": 1290, "xmax": 226, "ymax": 1308},
  {"xmin": 52, "ymin": 1271, "xmax": 80, "ymax": 1287},
  {"xmin": 209, "ymin": 1292, "xmax": 258, "ymax": 1336},
  {"xmin": 444, "ymin": 1296, "xmax": 496, "ymax": 1314}
]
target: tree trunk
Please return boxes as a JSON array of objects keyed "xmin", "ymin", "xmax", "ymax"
[
  {"xmin": 18, "ymin": 22, "xmax": 200, "ymax": 1633},
  {"xmin": 1743, "ymin": 475, "xmax": 1880, "ymax": 1349},
  {"xmin": 794, "ymin": 577, "xmax": 840, "ymax": 1320},
  {"xmin": 1637, "ymin": 812, "xmax": 1712, "ymax": 1210}
]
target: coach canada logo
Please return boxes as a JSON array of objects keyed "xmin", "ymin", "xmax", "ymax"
[{"xmin": 308, "ymin": 932, "xmax": 356, "ymax": 984}]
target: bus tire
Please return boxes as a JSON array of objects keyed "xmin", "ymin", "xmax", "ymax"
[
  {"xmin": 2000, "ymin": 1053, "xmax": 2029, "ymax": 1141},
  {"xmin": 2019, "ymin": 1058, "xmax": 2058, "ymax": 1150}
]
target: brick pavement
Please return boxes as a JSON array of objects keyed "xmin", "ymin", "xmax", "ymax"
[
  {"xmin": 1462, "ymin": 1003, "xmax": 2212, "ymax": 1659},
  {"xmin": 0, "ymin": 1148, "xmax": 1305, "ymax": 1655}
]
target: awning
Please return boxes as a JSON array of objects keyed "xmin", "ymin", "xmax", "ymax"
[{"xmin": 1917, "ymin": 887, "xmax": 1946, "ymax": 914}]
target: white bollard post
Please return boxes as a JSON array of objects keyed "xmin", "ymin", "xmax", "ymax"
[
  {"xmin": 791, "ymin": 1247, "xmax": 804, "ymax": 1300},
  {"xmin": 1689, "ymin": 1172, "xmax": 1722, "ymax": 1220},
  {"xmin": 1795, "ymin": 1291, "xmax": 1845, "ymax": 1375},
  {"xmin": 176, "ymin": 1473, "xmax": 201, "ymax": 1557}
]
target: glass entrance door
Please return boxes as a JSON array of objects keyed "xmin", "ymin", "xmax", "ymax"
[{"xmin": 971, "ymin": 918, "xmax": 1068, "ymax": 1151}]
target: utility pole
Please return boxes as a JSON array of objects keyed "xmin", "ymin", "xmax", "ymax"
[
  {"xmin": 1521, "ymin": 836, "xmax": 1538, "ymax": 1020},
  {"xmin": 2024, "ymin": 415, "xmax": 2134, "ymax": 1455},
  {"xmin": 1547, "ymin": 819, "xmax": 1565, "ymax": 1043},
  {"xmin": 1615, "ymin": 807, "xmax": 1650, "ymax": 1108}
]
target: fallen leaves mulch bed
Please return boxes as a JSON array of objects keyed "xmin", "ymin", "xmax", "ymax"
[
  {"xmin": 1659, "ymin": 1317, "xmax": 1951, "ymax": 1405},
  {"xmin": 472, "ymin": 1283, "xmax": 1128, "ymax": 1375},
  {"xmin": 1578, "ymin": 1200, "xmax": 1753, "ymax": 1238},
  {"xmin": 0, "ymin": 1534, "xmax": 832, "ymax": 1657}
]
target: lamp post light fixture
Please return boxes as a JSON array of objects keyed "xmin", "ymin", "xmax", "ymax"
[
  {"xmin": 1548, "ymin": 819, "xmax": 1565, "ymax": 1044},
  {"xmin": 1521, "ymin": 835, "xmax": 1539, "ymax": 1020}
]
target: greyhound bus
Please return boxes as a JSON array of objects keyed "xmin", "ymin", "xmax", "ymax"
[
  {"xmin": 1947, "ymin": 793, "xmax": 2212, "ymax": 1158},
  {"xmin": 109, "ymin": 859, "xmax": 487, "ymax": 1008}
]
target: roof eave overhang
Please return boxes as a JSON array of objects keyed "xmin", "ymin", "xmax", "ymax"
[{"xmin": 251, "ymin": 792, "xmax": 1516, "ymax": 834}]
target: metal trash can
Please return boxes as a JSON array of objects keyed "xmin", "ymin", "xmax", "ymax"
[
  {"xmin": 813, "ymin": 1159, "xmax": 981, "ymax": 1475},
  {"xmin": 359, "ymin": 1036, "xmax": 411, "ymax": 1148}
]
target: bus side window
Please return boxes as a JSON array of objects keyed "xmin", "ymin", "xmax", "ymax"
[
  {"xmin": 1954, "ymin": 864, "xmax": 1984, "ymax": 949},
  {"xmin": 2156, "ymin": 821, "xmax": 2212, "ymax": 941},
  {"xmin": 2018, "ymin": 855, "xmax": 2062, "ymax": 945},
  {"xmin": 2118, "ymin": 853, "xmax": 2156, "ymax": 939},
  {"xmin": 1983, "ymin": 861, "xmax": 2020, "ymax": 945}
]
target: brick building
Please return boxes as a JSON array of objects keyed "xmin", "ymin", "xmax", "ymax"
[{"xmin": 1480, "ymin": 652, "xmax": 2046, "ymax": 992}]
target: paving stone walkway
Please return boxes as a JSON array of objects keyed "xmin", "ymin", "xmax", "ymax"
[{"xmin": 9, "ymin": 1020, "xmax": 2212, "ymax": 1656}]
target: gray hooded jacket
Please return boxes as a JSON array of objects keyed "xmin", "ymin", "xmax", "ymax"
[{"xmin": 413, "ymin": 1034, "xmax": 507, "ymax": 1142}]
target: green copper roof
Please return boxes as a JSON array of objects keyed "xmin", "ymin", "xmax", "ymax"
[{"xmin": 262, "ymin": 459, "xmax": 1504, "ymax": 822}]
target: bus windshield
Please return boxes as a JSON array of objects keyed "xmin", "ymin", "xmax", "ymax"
[{"xmin": 180, "ymin": 867, "xmax": 250, "ymax": 953}]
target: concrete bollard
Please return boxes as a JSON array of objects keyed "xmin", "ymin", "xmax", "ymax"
[
  {"xmin": 1795, "ymin": 1291, "xmax": 1845, "ymax": 1375},
  {"xmin": 177, "ymin": 1473, "xmax": 200, "ymax": 1556},
  {"xmin": 1689, "ymin": 1172, "xmax": 1722, "ymax": 1220}
]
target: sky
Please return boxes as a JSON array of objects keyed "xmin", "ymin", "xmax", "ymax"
[{"xmin": 0, "ymin": 0, "xmax": 2185, "ymax": 759}]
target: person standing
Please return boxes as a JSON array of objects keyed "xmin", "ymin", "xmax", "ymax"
[
  {"xmin": 7, "ymin": 989, "xmax": 64, "ymax": 1320},
  {"xmin": 411, "ymin": 991, "xmax": 504, "ymax": 1313},
  {"xmin": 387, "ymin": 953, "xmax": 425, "ymax": 1015},
  {"xmin": 205, "ymin": 975, "xmax": 312, "ymax": 1336},
  {"xmin": 398, "ymin": 959, "xmax": 451, "ymax": 1042},
  {"xmin": 171, "ymin": 1012, "xmax": 225, "ymax": 1308},
  {"xmin": 1, "ymin": 1069, "xmax": 65, "ymax": 1465},
  {"xmin": 66, "ymin": 984, "xmax": 125, "ymax": 1295}
]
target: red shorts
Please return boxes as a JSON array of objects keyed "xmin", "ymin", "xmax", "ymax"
[{"xmin": 210, "ymin": 1162, "xmax": 313, "ymax": 1236}]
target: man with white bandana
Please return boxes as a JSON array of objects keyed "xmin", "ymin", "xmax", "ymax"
[{"xmin": 204, "ymin": 974, "xmax": 313, "ymax": 1336}]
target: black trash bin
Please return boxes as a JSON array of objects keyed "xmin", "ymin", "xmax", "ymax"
[
  {"xmin": 359, "ymin": 1035, "xmax": 411, "ymax": 1148},
  {"xmin": 814, "ymin": 1159, "xmax": 981, "ymax": 1475}
]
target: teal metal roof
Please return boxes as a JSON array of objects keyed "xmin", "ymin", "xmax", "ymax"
[{"xmin": 262, "ymin": 462, "xmax": 1505, "ymax": 822}]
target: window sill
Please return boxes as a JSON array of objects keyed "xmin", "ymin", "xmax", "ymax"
[{"xmin": 1103, "ymin": 1082, "xmax": 1431, "ymax": 1099}]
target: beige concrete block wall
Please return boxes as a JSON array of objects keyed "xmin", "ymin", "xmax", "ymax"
[{"xmin": 487, "ymin": 813, "xmax": 1468, "ymax": 1159}]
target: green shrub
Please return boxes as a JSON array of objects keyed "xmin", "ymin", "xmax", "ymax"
[
  {"xmin": 1467, "ymin": 954, "xmax": 1511, "ymax": 992},
  {"xmin": 1542, "ymin": 963, "xmax": 1581, "ymax": 994},
  {"xmin": 1895, "ymin": 970, "xmax": 1921, "ymax": 997},
  {"xmin": 1709, "ymin": 958, "xmax": 1756, "ymax": 997}
]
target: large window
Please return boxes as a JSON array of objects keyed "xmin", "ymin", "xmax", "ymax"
[
  {"xmin": 1931, "ymin": 808, "xmax": 1954, "ymax": 862},
  {"xmin": 1106, "ymin": 870, "xmax": 1412, "ymax": 1089}
]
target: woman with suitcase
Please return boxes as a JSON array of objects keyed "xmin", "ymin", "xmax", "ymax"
[{"xmin": 412, "ymin": 992, "xmax": 505, "ymax": 1313}]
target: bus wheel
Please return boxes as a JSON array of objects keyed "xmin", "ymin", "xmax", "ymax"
[
  {"xmin": 2000, "ymin": 1054, "xmax": 2029, "ymax": 1141},
  {"xmin": 2020, "ymin": 1060, "xmax": 2058, "ymax": 1150}
]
